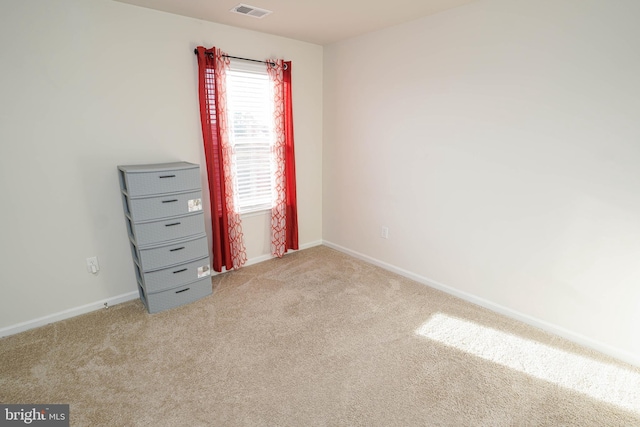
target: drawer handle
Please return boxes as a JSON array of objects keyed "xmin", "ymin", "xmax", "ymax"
[
  {"xmin": 169, "ymin": 247, "xmax": 185, "ymax": 252},
  {"xmin": 162, "ymin": 199, "xmax": 178, "ymax": 203},
  {"xmin": 165, "ymin": 222, "xmax": 181, "ymax": 227},
  {"xmin": 159, "ymin": 174, "xmax": 176, "ymax": 179},
  {"xmin": 173, "ymin": 268, "xmax": 187, "ymax": 274},
  {"xmin": 175, "ymin": 288, "xmax": 190, "ymax": 294}
]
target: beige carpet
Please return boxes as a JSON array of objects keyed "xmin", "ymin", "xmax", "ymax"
[{"xmin": 1, "ymin": 246, "xmax": 639, "ymax": 426}]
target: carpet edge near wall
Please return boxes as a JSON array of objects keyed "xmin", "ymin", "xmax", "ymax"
[
  {"xmin": 0, "ymin": 240, "xmax": 324, "ymax": 339},
  {"xmin": 322, "ymin": 240, "xmax": 640, "ymax": 369},
  {"xmin": 2, "ymin": 238, "xmax": 637, "ymax": 369}
]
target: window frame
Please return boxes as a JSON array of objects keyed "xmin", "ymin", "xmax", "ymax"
[{"xmin": 225, "ymin": 59, "xmax": 276, "ymax": 215}]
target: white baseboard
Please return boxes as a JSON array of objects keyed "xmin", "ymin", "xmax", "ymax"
[
  {"xmin": 323, "ymin": 240, "xmax": 640, "ymax": 368},
  {"xmin": 9, "ymin": 238, "xmax": 635, "ymax": 368},
  {"xmin": 0, "ymin": 240, "xmax": 325, "ymax": 339},
  {"xmin": 243, "ymin": 239, "xmax": 324, "ymax": 267},
  {"xmin": 0, "ymin": 291, "xmax": 139, "ymax": 338}
]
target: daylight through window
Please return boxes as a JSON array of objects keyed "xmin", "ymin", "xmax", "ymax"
[{"xmin": 225, "ymin": 59, "xmax": 275, "ymax": 214}]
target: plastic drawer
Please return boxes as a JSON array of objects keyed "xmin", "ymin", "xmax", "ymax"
[
  {"xmin": 136, "ymin": 256, "xmax": 211, "ymax": 293},
  {"xmin": 122, "ymin": 190, "xmax": 203, "ymax": 222},
  {"xmin": 118, "ymin": 162, "xmax": 200, "ymax": 197},
  {"xmin": 127, "ymin": 212, "xmax": 205, "ymax": 246},
  {"xmin": 132, "ymin": 234, "xmax": 208, "ymax": 271},
  {"xmin": 139, "ymin": 277, "xmax": 212, "ymax": 314}
]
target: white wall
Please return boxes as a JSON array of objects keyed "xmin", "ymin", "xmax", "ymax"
[
  {"xmin": 324, "ymin": 0, "xmax": 640, "ymax": 364},
  {"xmin": 0, "ymin": 0, "xmax": 322, "ymax": 331}
]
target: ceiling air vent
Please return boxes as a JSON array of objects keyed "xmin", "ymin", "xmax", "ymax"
[{"xmin": 230, "ymin": 4, "xmax": 273, "ymax": 19}]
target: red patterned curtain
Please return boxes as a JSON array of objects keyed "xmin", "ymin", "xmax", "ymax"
[
  {"xmin": 267, "ymin": 60, "xmax": 299, "ymax": 257},
  {"xmin": 196, "ymin": 46, "xmax": 247, "ymax": 272}
]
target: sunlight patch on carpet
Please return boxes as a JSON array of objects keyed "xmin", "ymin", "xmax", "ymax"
[{"xmin": 416, "ymin": 313, "xmax": 640, "ymax": 414}]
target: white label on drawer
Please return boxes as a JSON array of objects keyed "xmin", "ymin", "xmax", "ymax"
[
  {"xmin": 198, "ymin": 264, "xmax": 211, "ymax": 278},
  {"xmin": 188, "ymin": 198, "xmax": 202, "ymax": 212}
]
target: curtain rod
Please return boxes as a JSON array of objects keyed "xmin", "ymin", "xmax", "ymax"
[{"xmin": 193, "ymin": 48, "xmax": 281, "ymax": 68}]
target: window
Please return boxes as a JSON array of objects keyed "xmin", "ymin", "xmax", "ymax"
[{"xmin": 225, "ymin": 59, "xmax": 275, "ymax": 214}]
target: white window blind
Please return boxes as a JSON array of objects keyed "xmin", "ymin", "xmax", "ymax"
[{"xmin": 225, "ymin": 59, "xmax": 275, "ymax": 214}]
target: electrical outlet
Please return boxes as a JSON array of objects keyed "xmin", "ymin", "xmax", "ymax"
[
  {"xmin": 86, "ymin": 256, "xmax": 100, "ymax": 274},
  {"xmin": 381, "ymin": 226, "xmax": 389, "ymax": 239}
]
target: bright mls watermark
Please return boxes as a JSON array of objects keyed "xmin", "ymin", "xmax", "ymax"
[{"xmin": 0, "ymin": 405, "xmax": 69, "ymax": 426}]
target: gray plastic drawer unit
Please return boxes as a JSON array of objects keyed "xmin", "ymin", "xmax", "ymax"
[{"xmin": 118, "ymin": 162, "xmax": 212, "ymax": 313}]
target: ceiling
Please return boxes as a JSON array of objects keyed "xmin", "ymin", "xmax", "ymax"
[{"xmin": 114, "ymin": 0, "xmax": 479, "ymax": 45}]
